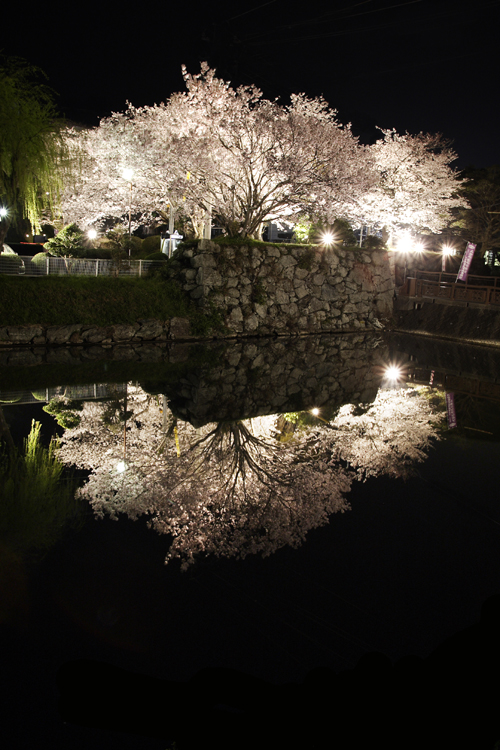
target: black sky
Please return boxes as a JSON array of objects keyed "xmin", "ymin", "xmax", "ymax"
[{"xmin": 4, "ymin": 0, "xmax": 500, "ymax": 168}]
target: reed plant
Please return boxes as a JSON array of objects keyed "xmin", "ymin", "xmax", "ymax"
[{"xmin": 0, "ymin": 420, "xmax": 82, "ymax": 554}]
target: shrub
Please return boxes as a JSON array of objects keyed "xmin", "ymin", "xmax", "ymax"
[
  {"xmin": 43, "ymin": 223, "xmax": 85, "ymax": 257},
  {"xmin": 0, "ymin": 252, "xmax": 24, "ymax": 273},
  {"xmin": 105, "ymin": 225, "xmax": 143, "ymax": 257},
  {"xmin": 363, "ymin": 235, "xmax": 386, "ymax": 250},
  {"xmin": 74, "ymin": 247, "xmax": 112, "ymax": 260},
  {"xmin": 332, "ymin": 218, "xmax": 357, "ymax": 245},
  {"xmin": 142, "ymin": 235, "xmax": 161, "ymax": 254},
  {"xmin": 145, "ymin": 252, "xmax": 168, "ymax": 261},
  {"xmin": 43, "ymin": 397, "xmax": 83, "ymax": 429},
  {"xmin": 32, "ymin": 252, "xmax": 50, "ymax": 266}
]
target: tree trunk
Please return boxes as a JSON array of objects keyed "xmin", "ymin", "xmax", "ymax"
[
  {"xmin": 0, "ymin": 406, "xmax": 16, "ymax": 456},
  {"xmin": 0, "ymin": 217, "xmax": 11, "ymax": 254}
]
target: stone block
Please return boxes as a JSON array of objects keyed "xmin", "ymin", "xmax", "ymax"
[
  {"xmin": 192, "ymin": 253, "xmax": 216, "ymax": 268},
  {"xmin": 266, "ymin": 247, "xmax": 280, "ymax": 257},
  {"xmin": 7, "ymin": 325, "xmax": 43, "ymax": 343},
  {"xmin": 81, "ymin": 328, "xmax": 108, "ymax": 344},
  {"xmin": 109, "ymin": 324, "xmax": 137, "ymax": 342},
  {"xmin": 136, "ymin": 320, "xmax": 164, "ymax": 339},
  {"xmin": 170, "ymin": 317, "xmax": 191, "ymax": 339},
  {"xmin": 321, "ymin": 285, "xmax": 341, "ymax": 302},
  {"xmin": 371, "ymin": 250, "xmax": 390, "ymax": 267},
  {"xmin": 228, "ymin": 307, "xmax": 244, "ymax": 326},
  {"xmin": 244, "ymin": 314, "xmax": 260, "ymax": 332}
]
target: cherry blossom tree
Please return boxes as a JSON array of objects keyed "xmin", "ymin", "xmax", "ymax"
[
  {"xmin": 58, "ymin": 64, "xmax": 375, "ymax": 239},
  {"xmin": 361, "ymin": 129, "xmax": 465, "ymax": 239},
  {"xmin": 160, "ymin": 64, "xmax": 375, "ymax": 238},
  {"xmin": 59, "ymin": 118, "xmax": 164, "ymax": 235}
]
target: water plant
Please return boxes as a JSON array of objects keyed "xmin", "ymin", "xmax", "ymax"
[{"xmin": 0, "ymin": 419, "xmax": 82, "ymax": 554}]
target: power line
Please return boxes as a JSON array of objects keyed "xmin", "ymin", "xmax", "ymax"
[{"xmin": 229, "ymin": 0, "xmax": 280, "ymax": 21}]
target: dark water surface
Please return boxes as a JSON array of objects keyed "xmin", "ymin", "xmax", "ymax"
[{"xmin": 1, "ymin": 333, "xmax": 500, "ymax": 749}]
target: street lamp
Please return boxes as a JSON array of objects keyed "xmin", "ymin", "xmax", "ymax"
[
  {"xmin": 321, "ymin": 232, "xmax": 336, "ymax": 247},
  {"xmin": 442, "ymin": 244, "xmax": 455, "ymax": 273}
]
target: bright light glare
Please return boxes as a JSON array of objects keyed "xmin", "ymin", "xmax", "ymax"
[
  {"xmin": 396, "ymin": 234, "xmax": 413, "ymax": 253},
  {"xmin": 311, "ymin": 408, "xmax": 320, "ymax": 416},
  {"xmin": 116, "ymin": 461, "xmax": 127, "ymax": 473},
  {"xmin": 413, "ymin": 242, "xmax": 425, "ymax": 253},
  {"xmin": 88, "ymin": 229, "xmax": 97, "ymax": 240},
  {"xmin": 122, "ymin": 168, "xmax": 133, "ymax": 181},
  {"xmin": 321, "ymin": 232, "xmax": 335, "ymax": 246},
  {"xmin": 442, "ymin": 245, "xmax": 455, "ymax": 256},
  {"xmin": 0, "ymin": 207, "xmax": 8, "ymax": 218},
  {"xmin": 385, "ymin": 366, "xmax": 402, "ymax": 382}
]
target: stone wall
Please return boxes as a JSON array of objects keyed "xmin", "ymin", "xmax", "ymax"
[
  {"xmin": 0, "ymin": 317, "xmax": 191, "ymax": 350},
  {"xmin": 0, "ymin": 242, "xmax": 395, "ymax": 348},
  {"xmin": 169, "ymin": 240, "xmax": 395, "ymax": 336}
]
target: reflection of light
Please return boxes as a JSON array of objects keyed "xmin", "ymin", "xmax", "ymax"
[
  {"xmin": 442, "ymin": 245, "xmax": 455, "ymax": 256},
  {"xmin": 321, "ymin": 232, "xmax": 335, "ymax": 246},
  {"xmin": 0, "ymin": 206, "xmax": 8, "ymax": 218},
  {"xmin": 311, "ymin": 407, "xmax": 331, "ymax": 425},
  {"xmin": 122, "ymin": 168, "xmax": 133, "ymax": 181},
  {"xmin": 385, "ymin": 365, "xmax": 402, "ymax": 382},
  {"xmin": 413, "ymin": 242, "xmax": 425, "ymax": 253},
  {"xmin": 116, "ymin": 461, "xmax": 127, "ymax": 473}
]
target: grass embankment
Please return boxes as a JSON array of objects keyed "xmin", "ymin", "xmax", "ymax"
[{"xmin": 0, "ymin": 275, "xmax": 223, "ymax": 334}]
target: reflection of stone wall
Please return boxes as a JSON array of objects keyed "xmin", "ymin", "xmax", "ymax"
[
  {"xmin": 166, "ymin": 334, "xmax": 389, "ymax": 426},
  {"xmin": 0, "ymin": 332, "xmax": 389, "ymax": 425},
  {"xmin": 169, "ymin": 241, "xmax": 394, "ymax": 336}
]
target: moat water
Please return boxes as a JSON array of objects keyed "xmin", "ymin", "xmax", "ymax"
[{"xmin": 2, "ymin": 332, "xmax": 500, "ymax": 748}]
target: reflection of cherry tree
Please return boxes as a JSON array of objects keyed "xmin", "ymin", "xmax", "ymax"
[
  {"xmin": 57, "ymin": 385, "xmax": 165, "ymax": 470},
  {"xmin": 145, "ymin": 420, "xmax": 352, "ymax": 568},
  {"xmin": 58, "ymin": 385, "xmax": 443, "ymax": 568},
  {"xmin": 326, "ymin": 386, "xmax": 443, "ymax": 480}
]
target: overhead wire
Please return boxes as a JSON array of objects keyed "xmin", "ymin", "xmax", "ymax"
[{"xmin": 233, "ymin": 0, "xmax": 500, "ymax": 46}]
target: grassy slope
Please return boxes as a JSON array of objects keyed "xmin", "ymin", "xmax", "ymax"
[{"xmin": 0, "ymin": 275, "xmax": 194, "ymax": 328}]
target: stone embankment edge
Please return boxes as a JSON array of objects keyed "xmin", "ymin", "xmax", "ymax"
[
  {"xmin": 0, "ymin": 318, "xmax": 383, "ymax": 350},
  {"xmin": 392, "ymin": 327, "xmax": 500, "ymax": 349},
  {"xmin": 0, "ymin": 318, "xmax": 191, "ymax": 349}
]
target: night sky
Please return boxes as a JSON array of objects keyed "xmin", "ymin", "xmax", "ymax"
[{"xmin": 4, "ymin": 0, "xmax": 500, "ymax": 169}]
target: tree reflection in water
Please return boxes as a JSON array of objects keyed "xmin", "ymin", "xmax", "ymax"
[{"xmin": 57, "ymin": 384, "xmax": 445, "ymax": 568}]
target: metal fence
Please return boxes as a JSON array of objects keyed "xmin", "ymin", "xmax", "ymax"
[
  {"xmin": 0, "ymin": 383, "xmax": 128, "ymax": 405},
  {"xmin": 0, "ymin": 255, "xmax": 165, "ymax": 277}
]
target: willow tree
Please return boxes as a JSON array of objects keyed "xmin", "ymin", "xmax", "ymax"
[{"xmin": 0, "ymin": 56, "xmax": 70, "ymax": 251}]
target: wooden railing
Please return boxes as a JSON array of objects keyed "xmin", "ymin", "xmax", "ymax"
[{"xmin": 400, "ymin": 271, "xmax": 500, "ymax": 307}]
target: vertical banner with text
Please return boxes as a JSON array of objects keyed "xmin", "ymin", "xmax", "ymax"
[
  {"xmin": 446, "ymin": 392, "xmax": 457, "ymax": 429},
  {"xmin": 457, "ymin": 242, "xmax": 476, "ymax": 282}
]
